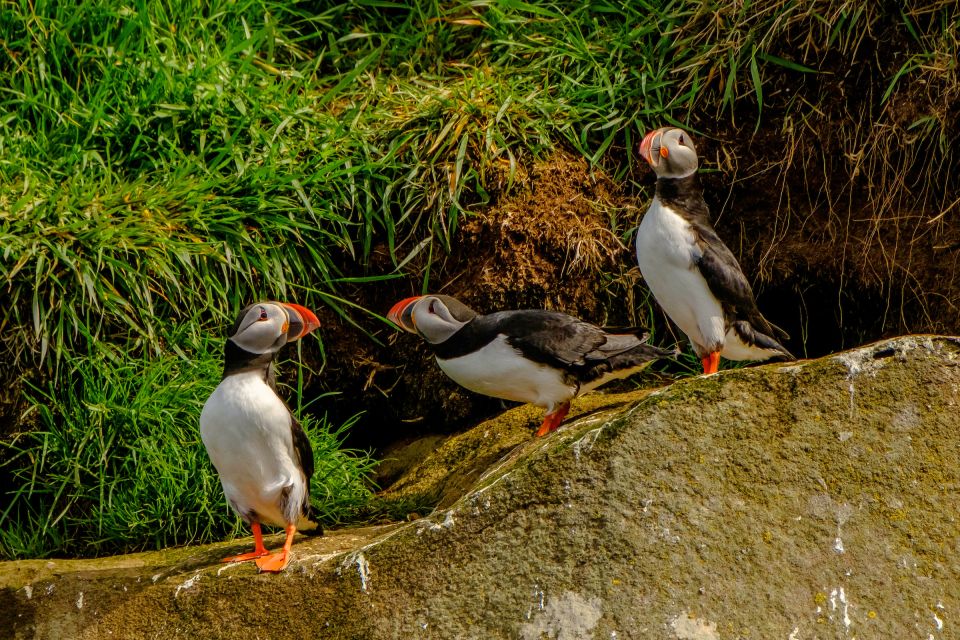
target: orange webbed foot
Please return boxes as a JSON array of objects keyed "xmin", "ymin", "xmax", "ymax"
[
  {"xmin": 221, "ymin": 549, "xmax": 270, "ymax": 563},
  {"xmin": 255, "ymin": 550, "xmax": 290, "ymax": 573},
  {"xmin": 221, "ymin": 522, "xmax": 269, "ymax": 563},
  {"xmin": 255, "ymin": 523, "xmax": 297, "ymax": 573},
  {"xmin": 701, "ymin": 352, "xmax": 720, "ymax": 375},
  {"xmin": 534, "ymin": 402, "xmax": 571, "ymax": 437}
]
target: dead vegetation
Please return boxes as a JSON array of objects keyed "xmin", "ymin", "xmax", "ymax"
[
  {"xmin": 661, "ymin": 1, "xmax": 960, "ymax": 347},
  {"xmin": 438, "ymin": 152, "xmax": 632, "ymax": 317},
  {"xmin": 329, "ymin": 2, "xmax": 959, "ymax": 450}
]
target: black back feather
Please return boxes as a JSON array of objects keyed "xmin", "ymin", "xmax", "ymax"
[
  {"xmin": 289, "ymin": 413, "xmax": 322, "ymax": 533},
  {"xmin": 657, "ymin": 174, "xmax": 792, "ymax": 355},
  {"xmin": 431, "ymin": 309, "xmax": 671, "ymax": 383}
]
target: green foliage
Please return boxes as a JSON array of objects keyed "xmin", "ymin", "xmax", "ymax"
[
  {"xmin": 3, "ymin": 0, "xmax": 956, "ymax": 369},
  {"xmin": 304, "ymin": 412, "xmax": 380, "ymax": 526},
  {"xmin": 1, "ymin": 0, "xmax": 956, "ymax": 558},
  {"xmin": 0, "ymin": 341, "xmax": 375, "ymax": 560}
]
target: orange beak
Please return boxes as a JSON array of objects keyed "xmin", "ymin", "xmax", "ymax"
[
  {"xmin": 639, "ymin": 128, "xmax": 668, "ymax": 167},
  {"xmin": 280, "ymin": 303, "xmax": 321, "ymax": 341},
  {"xmin": 387, "ymin": 296, "xmax": 422, "ymax": 333}
]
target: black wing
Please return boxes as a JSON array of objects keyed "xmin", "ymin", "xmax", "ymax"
[
  {"xmin": 433, "ymin": 309, "xmax": 653, "ymax": 369},
  {"xmin": 657, "ymin": 173, "xmax": 788, "ymax": 344},
  {"xmin": 289, "ymin": 412, "xmax": 314, "ymax": 513},
  {"xmin": 495, "ymin": 310, "xmax": 628, "ymax": 368},
  {"xmin": 693, "ymin": 223, "xmax": 789, "ymax": 343},
  {"xmin": 500, "ymin": 311, "xmax": 672, "ymax": 384}
]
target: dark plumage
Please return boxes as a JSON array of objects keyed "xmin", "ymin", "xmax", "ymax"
[
  {"xmin": 657, "ymin": 174, "xmax": 790, "ymax": 349},
  {"xmin": 389, "ymin": 295, "xmax": 673, "ymax": 436},
  {"xmin": 635, "ymin": 127, "xmax": 793, "ymax": 374}
]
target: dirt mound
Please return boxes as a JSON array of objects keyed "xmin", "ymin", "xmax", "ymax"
[
  {"xmin": 439, "ymin": 152, "xmax": 631, "ymax": 316},
  {"xmin": 314, "ymin": 152, "xmax": 647, "ymax": 451}
]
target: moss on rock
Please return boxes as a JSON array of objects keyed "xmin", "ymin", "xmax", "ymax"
[
  {"xmin": 379, "ymin": 388, "xmax": 653, "ymax": 509},
  {"xmin": 3, "ymin": 336, "xmax": 960, "ymax": 639}
]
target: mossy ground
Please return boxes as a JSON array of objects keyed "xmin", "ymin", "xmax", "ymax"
[
  {"xmin": 379, "ymin": 387, "xmax": 656, "ymax": 509},
  {"xmin": 4, "ymin": 337, "xmax": 958, "ymax": 640}
]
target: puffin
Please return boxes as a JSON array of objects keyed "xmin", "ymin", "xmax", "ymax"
[
  {"xmin": 200, "ymin": 300, "xmax": 322, "ymax": 572},
  {"xmin": 388, "ymin": 295, "xmax": 673, "ymax": 436},
  {"xmin": 634, "ymin": 127, "xmax": 793, "ymax": 374}
]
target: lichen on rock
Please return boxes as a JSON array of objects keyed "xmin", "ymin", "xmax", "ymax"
[{"xmin": 3, "ymin": 336, "xmax": 960, "ymax": 639}]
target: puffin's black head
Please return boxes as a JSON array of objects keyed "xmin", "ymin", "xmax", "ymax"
[
  {"xmin": 224, "ymin": 301, "xmax": 320, "ymax": 372},
  {"xmin": 640, "ymin": 127, "xmax": 698, "ymax": 179},
  {"xmin": 387, "ymin": 294, "xmax": 477, "ymax": 345}
]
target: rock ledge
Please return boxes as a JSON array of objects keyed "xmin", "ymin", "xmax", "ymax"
[{"xmin": 3, "ymin": 336, "xmax": 959, "ymax": 639}]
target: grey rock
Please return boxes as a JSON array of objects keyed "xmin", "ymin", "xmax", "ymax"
[{"xmin": 3, "ymin": 336, "xmax": 959, "ymax": 639}]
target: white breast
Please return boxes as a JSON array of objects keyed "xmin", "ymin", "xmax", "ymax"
[
  {"xmin": 635, "ymin": 198, "xmax": 726, "ymax": 354},
  {"xmin": 199, "ymin": 371, "xmax": 306, "ymax": 527},
  {"xmin": 436, "ymin": 335, "xmax": 577, "ymax": 412}
]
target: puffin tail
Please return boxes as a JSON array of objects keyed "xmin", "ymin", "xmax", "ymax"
[
  {"xmin": 297, "ymin": 507, "xmax": 324, "ymax": 536},
  {"xmin": 732, "ymin": 320, "xmax": 795, "ymax": 361},
  {"xmin": 606, "ymin": 342, "xmax": 679, "ymax": 371},
  {"xmin": 580, "ymin": 340, "xmax": 676, "ymax": 387},
  {"xmin": 766, "ymin": 318, "xmax": 791, "ymax": 345},
  {"xmin": 598, "ymin": 328, "xmax": 678, "ymax": 362}
]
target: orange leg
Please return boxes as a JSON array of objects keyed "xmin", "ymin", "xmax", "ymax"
[
  {"xmin": 535, "ymin": 402, "xmax": 571, "ymax": 437},
  {"xmin": 701, "ymin": 351, "xmax": 720, "ymax": 375},
  {"xmin": 221, "ymin": 522, "xmax": 270, "ymax": 563},
  {"xmin": 255, "ymin": 523, "xmax": 296, "ymax": 573}
]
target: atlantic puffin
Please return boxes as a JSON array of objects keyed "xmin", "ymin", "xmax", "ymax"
[
  {"xmin": 200, "ymin": 301, "xmax": 322, "ymax": 572},
  {"xmin": 634, "ymin": 127, "xmax": 793, "ymax": 374},
  {"xmin": 388, "ymin": 295, "xmax": 673, "ymax": 436}
]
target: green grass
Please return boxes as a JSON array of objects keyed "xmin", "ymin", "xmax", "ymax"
[
  {"xmin": 3, "ymin": 0, "xmax": 956, "ymax": 368},
  {"xmin": 1, "ymin": 0, "xmax": 956, "ymax": 558},
  {"xmin": 0, "ymin": 336, "xmax": 376, "ymax": 559}
]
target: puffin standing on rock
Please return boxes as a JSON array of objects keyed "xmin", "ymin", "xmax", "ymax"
[
  {"xmin": 388, "ymin": 295, "xmax": 674, "ymax": 436},
  {"xmin": 634, "ymin": 127, "xmax": 793, "ymax": 374},
  {"xmin": 200, "ymin": 301, "xmax": 322, "ymax": 572}
]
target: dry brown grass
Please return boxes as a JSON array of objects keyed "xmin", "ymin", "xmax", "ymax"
[{"xmin": 666, "ymin": 1, "xmax": 960, "ymax": 338}]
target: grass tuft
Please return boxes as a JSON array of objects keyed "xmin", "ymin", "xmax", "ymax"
[
  {"xmin": 1, "ymin": 0, "xmax": 957, "ymax": 558},
  {"xmin": 0, "ymin": 338, "xmax": 375, "ymax": 560}
]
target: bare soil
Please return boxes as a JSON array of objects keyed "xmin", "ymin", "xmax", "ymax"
[
  {"xmin": 310, "ymin": 152, "xmax": 661, "ymax": 450},
  {"xmin": 311, "ymin": 11, "xmax": 960, "ymax": 453}
]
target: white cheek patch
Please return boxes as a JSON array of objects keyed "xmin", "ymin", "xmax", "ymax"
[
  {"xmin": 232, "ymin": 318, "xmax": 286, "ymax": 354},
  {"xmin": 413, "ymin": 309, "xmax": 462, "ymax": 344}
]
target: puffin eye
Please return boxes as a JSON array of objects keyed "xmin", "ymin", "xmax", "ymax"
[
  {"xmin": 258, "ymin": 307, "xmax": 269, "ymax": 321},
  {"xmin": 677, "ymin": 134, "xmax": 685, "ymax": 146},
  {"xmin": 428, "ymin": 300, "xmax": 437, "ymax": 314}
]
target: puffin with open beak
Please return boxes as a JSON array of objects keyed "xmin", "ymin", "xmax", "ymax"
[
  {"xmin": 200, "ymin": 301, "xmax": 322, "ymax": 572},
  {"xmin": 635, "ymin": 127, "xmax": 793, "ymax": 374},
  {"xmin": 388, "ymin": 295, "xmax": 674, "ymax": 436}
]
